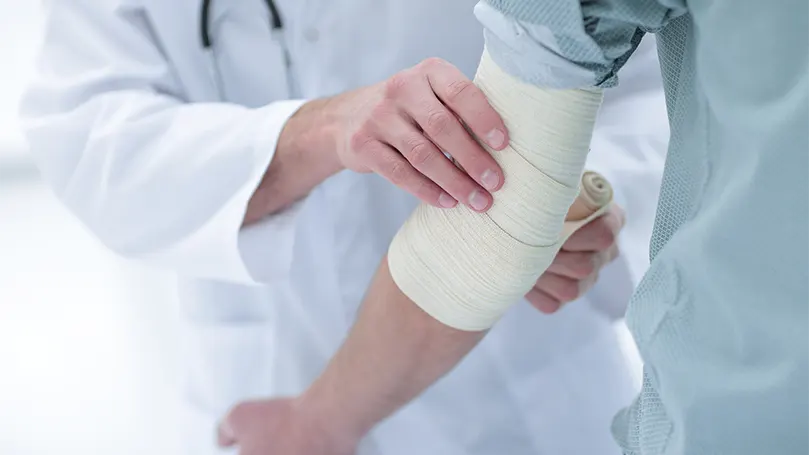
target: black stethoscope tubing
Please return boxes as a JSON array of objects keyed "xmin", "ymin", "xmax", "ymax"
[{"xmin": 201, "ymin": 0, "xmax": 283, "ymax": 48}]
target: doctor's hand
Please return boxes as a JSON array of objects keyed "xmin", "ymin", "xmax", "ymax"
[
  {"xmin": 525, "ymin": 205, "xmax": 625, "ymax": 314},
  {"xmin": 320, "ymin": 58, "xmax": 508, "ymax": 212},
  {"xmin": 217, "ymin": 397, "xmax": 358, "ymax": 455}
]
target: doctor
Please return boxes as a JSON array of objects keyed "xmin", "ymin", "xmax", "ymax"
[{"xmin": 21, "ymin": 1, "xmax": 667, "ymax": 454}]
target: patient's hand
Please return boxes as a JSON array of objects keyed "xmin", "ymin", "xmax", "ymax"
[
  {"xmin": 525, "ymin": 205, "xmax": 625, "ymax": 313},
  {"xmin": 218, "ymin": 397, "xmax": 358, "ymax": 455}
]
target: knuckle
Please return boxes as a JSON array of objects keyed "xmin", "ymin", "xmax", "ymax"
[
  {"xmin": 405, "ymin": 137, "xmax": 436, "ymax": 168},
  {"xmin": 349, "ymin": 130, "xmax": 375, "ymax": 154},
  {"xmin": 386, "ymin": 161, "xmax": 410, "ymax": 185},
  {"xmin": 384, "ymin": 73, "xmax": 410, "ymax": 99},
  {"xmin": 425, "ymin": 110, "xmax": 452, "ymax": 136},
  {"xmin": 419, "ymin": 57, "xmax": 446, "ymax": 70},
  {"xmin": 368, "ymin": 104, "xmax": 396, "ymax": 130},
  {"xmin": 370, "ymin": 102, "xmax": 392, "ymax": 121},
  {"xmin": 444, "ymin": 79, "xmax": 475, "ymax": 103}
]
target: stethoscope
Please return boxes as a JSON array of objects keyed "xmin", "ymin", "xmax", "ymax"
[
  {"xmin": 199, "ymin": 0, "xmax": 294, "ymax": 98},
  {"xmin": 200, "ymin": 0, "xmax": 283, "ymax": 48}
]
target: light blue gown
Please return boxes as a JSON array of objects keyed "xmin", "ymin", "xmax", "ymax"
[{"xmin": 475, "ymin": 0, "xmax": 809, "ymax": 453}]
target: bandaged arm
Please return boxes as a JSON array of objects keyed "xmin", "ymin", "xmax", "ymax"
[{"xmin": 298, "ymin": 0, "xmax": 677, "ymax": 440}]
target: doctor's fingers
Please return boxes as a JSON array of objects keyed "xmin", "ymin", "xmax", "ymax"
[
  {"xmin": 373, "ymin": 113, "xmax": 493, "ymax": 211},
  {"xmin": 358, "ymin": 137, "xmax": 457, "ymax": 208},
  {"xmin": 420, "ymin": 58, "xmax": 509, "ymax": 151},
  {"xmin": 387, "ymin": 66, "xmax": 505, "ymax": 196},
  {"xmin": 403, "ymin": 92, "xmax": 503, "ymax": 204}
]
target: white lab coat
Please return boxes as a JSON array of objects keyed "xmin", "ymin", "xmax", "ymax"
[{"xmin": 20, "ymin": 1, "xmax": 668, "ymax": 454}]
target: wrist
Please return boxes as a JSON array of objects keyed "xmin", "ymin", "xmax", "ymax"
[
  {"xmin": 277, "ymin": 97, "xmax": 345, "ymax": 177},
  {"xmin": 246, "ymin": 98, "xmax": 346, "ymax": 222}
]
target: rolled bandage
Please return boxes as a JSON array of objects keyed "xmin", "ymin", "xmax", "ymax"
[
  {"xmin": 563, "ymin": 171, "xmax": 613, "ymax": 238},
  {"xmin": 387, "ymin": 48, "xmax": 607, "ymax": 331}
]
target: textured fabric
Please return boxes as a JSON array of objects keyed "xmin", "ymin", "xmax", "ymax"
[
  {"xmin": 480, "ymin": 0, "xmax": 683, "ymax": 87},
  {"xmin": 477, "ymin": 0, "xmax": 809, "ymax": 454}
]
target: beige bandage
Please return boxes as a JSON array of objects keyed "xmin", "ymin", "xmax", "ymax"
[
  {"xmin": 387, "ymin": 48, "xmax": 608, "ymax": 331},
  {"xmin": 563, "ymin": 171, "xmax": 613, "ymax": 237}
]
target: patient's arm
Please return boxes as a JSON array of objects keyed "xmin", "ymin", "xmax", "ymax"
[
  {"xmin": 216, "ymin": 0, "xmax": 653, "ymax": 445},
  {"xmin": 298, "ymin": 258, "xmax": 487, "ymax": 440},
  {"xmin": 218, "ymin": 44, "xmax": 621, "ymax": 451},
  {"xmin": 217, "ymin": 202, "xmax": 623, "ymax": 454},
  {"xmin": 295, "ymin": 188, "xmax": 620, "ymax": 445}
]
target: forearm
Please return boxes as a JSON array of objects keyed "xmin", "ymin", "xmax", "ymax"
[
  {"xmin": 298, "ymin": 258, "xmax": 486, "ymax": 442},
  {"xmin": 261, "ymin": 0, "xmax": 648, "ymax": 433},
  {"xmin": 293, "ymin": 45, "xmax": 612, "ymax": 441},
  {"xmin": 296, "ymin": 183, "xmax": 613, "ymax": 442},
  {"xmin": 244, "ymin": 98, "xmax": 344, "ymax": 224}
]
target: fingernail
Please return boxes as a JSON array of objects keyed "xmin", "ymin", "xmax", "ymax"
[
  {"xmin": 480, "ymin": 169, "xmax": 500, "ymax": 191},
  {"xmin": 469, "ymin": 190, "xmax": 489, "ymax": 211},
  {"xmin": 438, "ymin": 193, "xmax": 457, "ymax": 208},
  {"xmin": 486, "ymin": 129, "xmax": 506, "ymax": 149}
]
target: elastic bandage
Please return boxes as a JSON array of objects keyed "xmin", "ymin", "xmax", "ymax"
[{"xmin": 387, "ymin": 48, "xmax": 609, "ymax": 331}]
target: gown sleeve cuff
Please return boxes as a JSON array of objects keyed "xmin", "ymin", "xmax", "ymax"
[{"xmin": 167, "ymin": 99, "xmax": 309, "ymax": 284}]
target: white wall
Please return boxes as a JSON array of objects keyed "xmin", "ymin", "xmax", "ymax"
[
  {"xmin": 0, "ymin": 5, "xmax": 183, "ymax": 454},
  {"xmin": 0, "ymin": 181, "xmax": 182, "ymax": 455},
  {"xmin": 0, "ymin": 0, "xmax": 42, "ymax": 161}
]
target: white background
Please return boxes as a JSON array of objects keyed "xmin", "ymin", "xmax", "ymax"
[
  {"xmin": 0, "ymin": 2, "xmax": 641, "ymax": 454},
  {"xmin": 0, "ymin": 0, "xmax": 40, "ymax": 161},
  {"xmin": 0, "ymin": 3, "xmax": 183, "ymax": 454}
]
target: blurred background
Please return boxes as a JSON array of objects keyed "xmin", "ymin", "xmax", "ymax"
[
  {"xmin": 0, "ymin": 2, "xmax": 183, "ymax": 453},
  {"xmin": 0, "ymin": 2, "xmax": 641, "ymax": 454}
]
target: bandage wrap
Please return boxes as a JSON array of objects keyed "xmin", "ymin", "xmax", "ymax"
[{"xmin": 388, "ymin": 49, "xmax": 606, "ymax": 331}]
